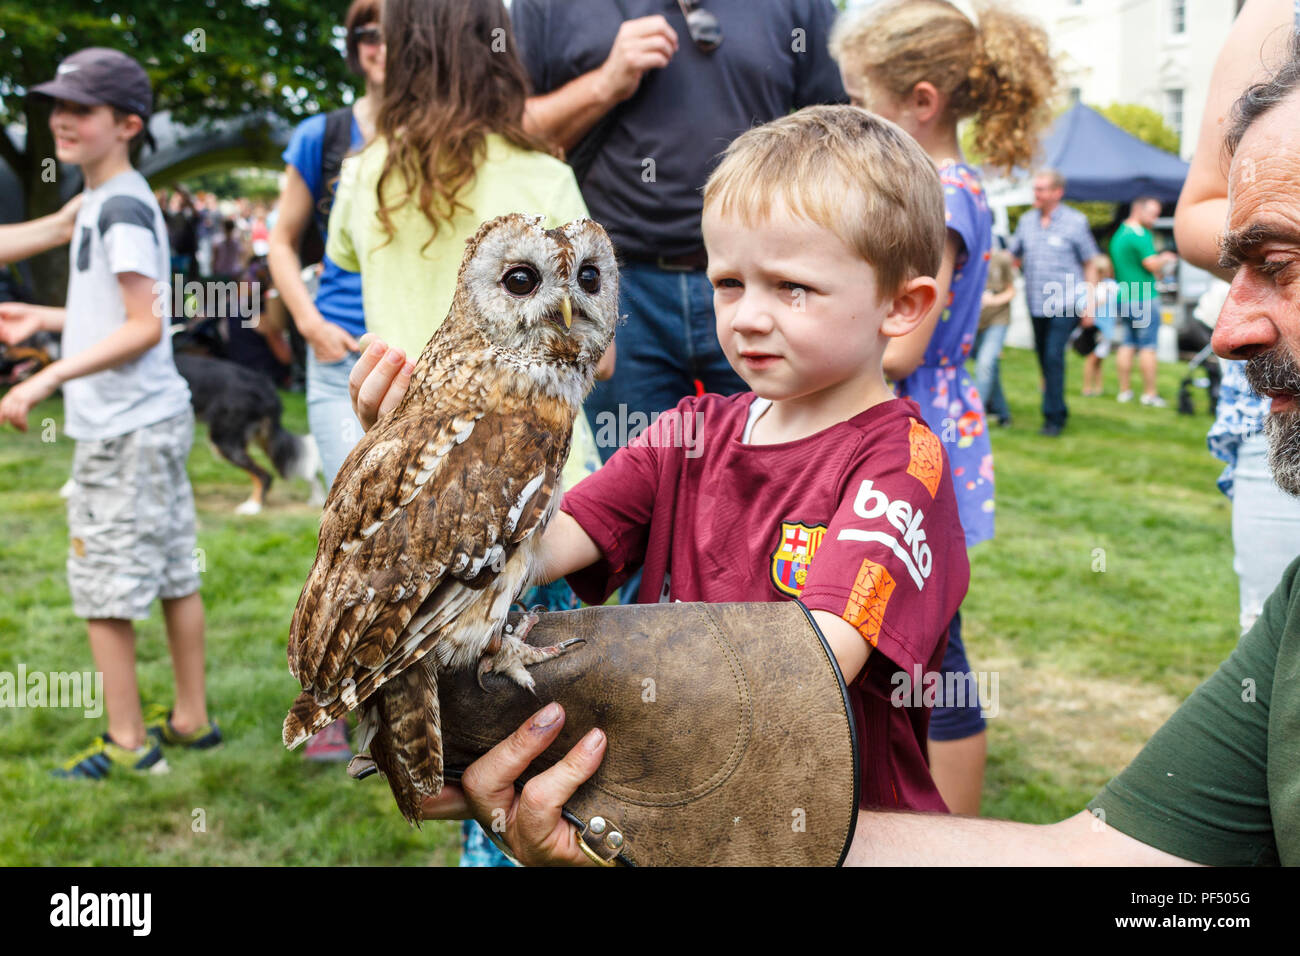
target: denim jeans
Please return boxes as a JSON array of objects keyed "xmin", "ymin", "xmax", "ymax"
[
  {"xmin": 1115, "ymin": 295, "xmax": 1160, "ymax": 350},
  {"xmin": 306, "ymin": 348, "xmax": 363, "ymax": 488},
  {"xmin": 972, "ymin": 323, "xmax": 1010, "ymax": 423},
  {"xmin": 1232, "ymin": 432, "xmax": 1300, "ymax": 632},
  {"xmin": 584, "ymin": 260, "xmax": 748, "ymax": 463},
  {"xmin": 1031, "ymin": 314, "xmax": 1079, "ymax": 428}
]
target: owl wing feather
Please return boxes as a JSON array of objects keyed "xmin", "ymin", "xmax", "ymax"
[{"xmin": 284, "ymin": 367, "xmax": 573, "ymax": 747}]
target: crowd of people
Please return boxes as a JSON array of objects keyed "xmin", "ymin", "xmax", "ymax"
[
  {"xmin": 1, "ymin": 0, "xmax": 1298, "ymax": 868},
  {"xmin": 154, "ymin": 188, "xmax": 276, "ymax": 285}
]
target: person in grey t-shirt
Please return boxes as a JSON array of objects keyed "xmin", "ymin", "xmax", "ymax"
[{"xmin": 0, "ymin": 46, "xmax": 220, "ymax": 778}]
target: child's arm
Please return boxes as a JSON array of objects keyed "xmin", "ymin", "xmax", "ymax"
[
  {"xmin": 809, "ymin": 610, "xmax": 870, "ymax": 684},
  {"xmin": 981, "ymin": 285, "xmax": 1016, "ymax": 309},
  {"xmin": 540, "ymin": 522, "xmax": 867, "ymax": 681},
  {"xmin": 0, "ymin": 301, "xmax": 68, "ymax": 342},
  {"xmin": 0, "ymin": 194, "xmax": 83, "ymax": 265},
  {"xmin": 537, "ymin": 510, "xmax": 603, "ymax": 586},
  {"xmin": 883, "ymin": 233, "xmax": 959, "ymax": 382},
  {"xmin": 0, "ymin": 271, "xmax": 163, "ymax": 432}
]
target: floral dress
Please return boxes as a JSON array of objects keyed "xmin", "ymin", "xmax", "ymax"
[{"xmin": 893, "ymin": 161, "xmax": 995, "ymax": 548}]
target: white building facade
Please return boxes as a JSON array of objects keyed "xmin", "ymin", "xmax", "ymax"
[
  {"xmin": 844, "ymin": 0, "xmax": 1241, "ymax": 159},
  {"xmin": 992, "ymin": 0, "xmax": 1240, "ymax": 159}
]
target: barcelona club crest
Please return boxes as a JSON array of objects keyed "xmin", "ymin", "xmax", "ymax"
[{"xmin": 770, "ymin": 521, "xmax": 828, "ymax": 597}]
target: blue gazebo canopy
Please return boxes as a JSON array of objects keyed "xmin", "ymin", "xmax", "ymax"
[{"xmin": 1038, "ymin": 103, "xmax": 1189, "ymax": 204}]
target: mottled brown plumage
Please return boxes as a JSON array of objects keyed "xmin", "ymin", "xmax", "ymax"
[{"xmin": 284, "ymin": 214, "xmax": 619, "ymax": 823}]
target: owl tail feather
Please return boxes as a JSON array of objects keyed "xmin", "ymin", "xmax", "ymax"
[
  {"xmin": 367, "ymin": 666, "xmax": 445, "ymax": 827},
  {"xmin": 282, "ymin": 688, "xmax": 349, "ymax": 750}
]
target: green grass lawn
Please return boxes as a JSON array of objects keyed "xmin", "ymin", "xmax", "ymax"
[{"xmin": 0, "ymin": 346, "xmax": 1239, "ymax": 863}]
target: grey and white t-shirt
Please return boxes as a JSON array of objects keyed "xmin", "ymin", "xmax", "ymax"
[{"xmin": 62, "ymin": 169, "xmax": 190, "ymax": 440}]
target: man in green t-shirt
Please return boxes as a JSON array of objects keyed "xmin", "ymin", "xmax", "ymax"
[
  {"xmin": 416, "ymin": 53, "xmax": 1300, "ymax": 867},
  {"xmin": 1109, "ymin": 197, "xmax": 1178, "ymax": 407}
]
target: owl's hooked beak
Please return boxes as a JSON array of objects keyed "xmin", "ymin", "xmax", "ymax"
[{"xmin": 561, "ymin": 295, "xmax": 573, "ymax": 330}]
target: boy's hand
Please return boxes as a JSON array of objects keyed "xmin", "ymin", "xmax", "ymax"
[
  {"xmin": 0, "ymin": 302, "xmax": 47, "ymax": 345},
  {"xmin": 349, "ymin": 334, "xmax": 414, "ymax": 432},
  {"xmin": 0, "ymin": 368, "xmax": 59, "ymax": 432}
]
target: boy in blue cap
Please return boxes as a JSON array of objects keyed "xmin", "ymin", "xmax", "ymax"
[{"xmin": 0, "ymin": 47, "xmax": 220, "ymax": 777}]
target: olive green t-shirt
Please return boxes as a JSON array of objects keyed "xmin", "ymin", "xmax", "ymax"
[
  {"xmin": 1108, "ymin": 221, "xmax": 1159, "ymax": 304},
  {"xmin": 326, "ymin": 133, "xmax": 590, "ymax": 358},
  {"xmin": 1087, "ymin": 556, "xmax": 1300, "ymax": 865}
]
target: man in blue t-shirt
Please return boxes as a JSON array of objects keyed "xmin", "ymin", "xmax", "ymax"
[{"xmin": 511, "ymin": 0, "xmax": 846, "ymax": 463}]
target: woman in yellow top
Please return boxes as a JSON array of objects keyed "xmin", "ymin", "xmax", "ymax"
[
  {"xmin": 328, "ymin": 0, "xmax": 606, "ymax": 865},
  {"xmin": 326, "ymin": 0, "xmax": 592, "ymax": 360}
]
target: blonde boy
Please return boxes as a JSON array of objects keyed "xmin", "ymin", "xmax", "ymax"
[
  {"xmin": 0, "ymin": 48, "xmax": 219, "ymax": 777},
  {"xmin": 354, "ymin": 105, "xmax": 970, "ymax": 811}
]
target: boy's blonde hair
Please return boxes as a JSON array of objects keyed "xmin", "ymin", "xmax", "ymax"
[
  {"xmin": 703, "ymin": 105, "xmax": 945, "ymax": 300},
  {"xmin": 830, "ymin": 0, "xmax": 1056, "ymax": 173},
  {"xmin": 1095, "ymin": 254, "xmax": 1114, "ymax": 280}
]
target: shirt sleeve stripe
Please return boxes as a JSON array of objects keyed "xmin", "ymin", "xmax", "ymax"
[{"xmin": 97, "ymin": 196, "xmax": 157, "ymax": 242}]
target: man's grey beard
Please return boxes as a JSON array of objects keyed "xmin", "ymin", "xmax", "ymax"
[
  {"xmin": 1263, "ymin": 412, "xmax": 1300, "ymax": 496},
  {"xmin": 1245, "ymin": 348, "xmax": 1300, "ymax": 496}
]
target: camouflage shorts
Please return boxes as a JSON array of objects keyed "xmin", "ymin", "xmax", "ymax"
[{"xmin": 67, "ymin": 409, "xmax": 201, "ymax": 620}]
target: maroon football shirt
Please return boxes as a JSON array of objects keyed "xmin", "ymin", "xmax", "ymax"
[{"xmin": 562, "ymin": 392, "xmax": 970, "ymax": 812}]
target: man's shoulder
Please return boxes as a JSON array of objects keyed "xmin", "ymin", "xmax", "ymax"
[{"xmin": 1057, "ymin": 204, "xmax": 1089, "ymax": 228}]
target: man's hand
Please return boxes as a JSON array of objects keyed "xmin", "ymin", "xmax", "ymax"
[
  {"xmin": 349, "ymin": 334, "xmax": 413, "ymax": 431},
  {"xmin": 423, "ymin": 703, "xmax": 608, "ymax": 866},
  {"xmin": 0, "ymin": 367, "xmax": 60, "ymax": 432},
  {"xmin": 598, "ymin": 15, "xmax": 679, "ymax": 103},
  {"xmin": 0, "ymin": 302, "xmax": 47, "ymax": 346}
]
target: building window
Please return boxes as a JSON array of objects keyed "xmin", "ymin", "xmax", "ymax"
[
  {"xmin": 1165, "ymin": 88, "xmax": 1184, "ymax": 143},
  {"xmin": 1171, "ymin": 0, "xmax": 1186, "ymax": 34}
]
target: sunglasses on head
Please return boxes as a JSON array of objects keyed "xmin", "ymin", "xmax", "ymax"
[
  {"xmin": 677, "ymin": 0, "xmax": 721, "ymax": 53},
  {"xmin": 353, "ymin": 24, "xmax": 382, "ymax": 46}
]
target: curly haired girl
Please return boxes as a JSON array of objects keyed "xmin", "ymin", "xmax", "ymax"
[{"xmin": 832, "ymin": 0, "xmax": 1056, "ymax": 815}]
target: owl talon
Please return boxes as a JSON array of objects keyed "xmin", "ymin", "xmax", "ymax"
[
  {"xmin": 476, "ymin": 626, "xmax": 578, "ymax": 692},
  {"xmin": 348, "ymin": 754, "xmax": 379, "ymax": 780},
  {"xmin": 476, "ymin": 655, "xmax": 495, "ymax": 692}
]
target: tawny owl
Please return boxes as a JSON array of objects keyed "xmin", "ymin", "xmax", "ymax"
[{"xmin": 283, "ymin": 214, "xmax": 619, "ymax": 824}]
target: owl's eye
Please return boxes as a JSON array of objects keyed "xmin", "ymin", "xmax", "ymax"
[
  {"xmin": 577, "ymin": 264, "xmax": 601, "ymax": 295},
  {"xmin": 502, "ymin": 266, "xmax": 540, "ymax": 297}
]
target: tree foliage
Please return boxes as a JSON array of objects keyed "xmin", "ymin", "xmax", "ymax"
[
  {"xmin": 1096, "ymin": 102, "xmax": 1181, "ymax": 156},
  {"xmin": 1000, "ymin": 101, "xmax": 1182, "ymax": 234},
  {"xmin": 0, "ymin": 0, "xmax": 357, "ymax": 300}
]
